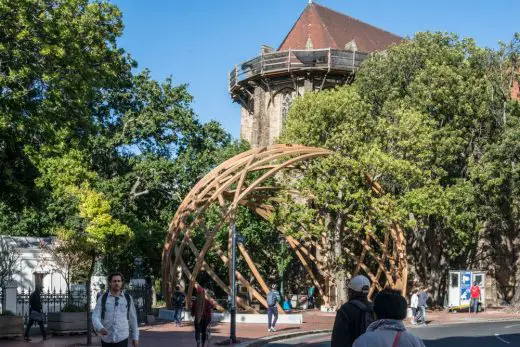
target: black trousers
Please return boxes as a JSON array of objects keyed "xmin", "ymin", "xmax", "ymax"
[
  {"xmin": 101, "ymin": 338, "xmax": 128, "ymax": 347},
  {"xmin": 24, "ymin": 318, "xmax": 46, "ymax": 338},
  {"xmin": 194, "ymin": 317, "xmax": 210, "ymax": 342}
]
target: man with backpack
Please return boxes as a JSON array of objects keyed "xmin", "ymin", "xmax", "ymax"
[
  {"xmin": 331, "ymin": 275, "xmax": 375, "ymax": 347},
  {"xmin": 92, "ymin": 272, "xmax": 139, "ymax": 347},
  {"xmin": 172, "ymin": 285, "xmax": 186, "ymax": 326},
  {"xmin": 266, "ymin": 283, "xmax": 281, "ymax": 332}
]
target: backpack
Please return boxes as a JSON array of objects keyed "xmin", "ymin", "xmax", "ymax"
[
  {"xmin": 266, "ymin": 290, "xmax": 279, "ymax": 307},
  {"xmin": 101, "ymin": 292, "xmax": 132, "ymax": 320},
  {"xmin": 173, "ymin": 292, "xmax": 185, "ymax": 308},
  {"xmin": 348, "ymin": 299, "xmax": 375, "ymax": 334}
]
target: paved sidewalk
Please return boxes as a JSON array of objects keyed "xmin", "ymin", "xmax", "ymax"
[{"xmin": 1, "ymin": 309, "xmax": 518, "ymax": 346}]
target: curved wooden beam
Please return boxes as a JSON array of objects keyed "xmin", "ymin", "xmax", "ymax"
[{"xmin": 162, "ymin": 144, "xmax": 408, "ymax": 311}]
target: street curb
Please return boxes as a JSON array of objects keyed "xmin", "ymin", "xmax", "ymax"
[
  {"xmin": 418, "ymin": 317, "xmax": 520, "ymax": 328},
  {"xmin": 236, "ymin": 329, "xmax": 332, "ymax": 347},
  {"xmin": 234, "ymin": 317, "xmax": 520, "ymax": 346}
]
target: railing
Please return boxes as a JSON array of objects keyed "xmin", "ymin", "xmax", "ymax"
[
  {"xmin": 126, "ymin": 284, "xmax": 153, "ymax": 323},
  {"xmin": 16, "ymin": 288, "xmax": 87, "ymax": 325},
  {"xmin": 229, "ymin": 48, "xmax": 369, "ymax": 92},
  {"xmin": 15, "ymin": 285, "xmax": 153, "ymax": 325}
]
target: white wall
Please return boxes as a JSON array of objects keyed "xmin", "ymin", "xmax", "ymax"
[{"xmin": 11, "ymin": 248, "xmax": 67, "ymax": 293}]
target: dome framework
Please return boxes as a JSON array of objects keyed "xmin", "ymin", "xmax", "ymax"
[{"xmin": 162, "ymin": 144, "xmax": 407, "ymax": 312}]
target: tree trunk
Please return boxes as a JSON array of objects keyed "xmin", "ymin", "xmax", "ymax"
[
  {"xmin": 333, "ymin": 212, "xmax": 347, "ymax": 306},
  {"xmin": 151, "ymin": 276, "xmax": 157, "ymax": 308},
  {"xmin": 86, "ymin": 254, "xmax": 96, "ymax": 346},
  {"xmin": 407, "ymin": 216, "xmax": 449, "ymax": 306}
]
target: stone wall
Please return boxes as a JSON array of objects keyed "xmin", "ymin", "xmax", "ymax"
[{"xmin": 239, "ymin": 74, "xmax": 351, "ymax": 148}]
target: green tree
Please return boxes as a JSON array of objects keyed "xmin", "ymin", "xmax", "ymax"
[
  {"xmin": 0, "ymin": 0, "xmax": 132, "ymax": 211},
  {"xmin": 279, "ymin": 32, "xmax": 520, "ymax": 303},
  {"xmin": 0, "ymin": 0, "xmax": 243, "ymax": 290}
]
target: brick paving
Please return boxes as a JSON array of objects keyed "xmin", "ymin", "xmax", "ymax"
[{"xmin": 1, "ymin": 309, "xmax": 519, "ymax": 347}]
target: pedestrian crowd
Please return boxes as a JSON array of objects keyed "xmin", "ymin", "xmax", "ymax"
[
  {"xmin": 155, "ymin": 276, "xmax": 432, "ymax": 347},
  {"xmin": 20, "ymin": 268, "xmax": 481, "ymax": 347}
]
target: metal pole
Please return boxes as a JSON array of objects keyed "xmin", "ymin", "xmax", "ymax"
[{"xmin": 230, "ymin": 224, "xmax": 237, "ymax": 343}]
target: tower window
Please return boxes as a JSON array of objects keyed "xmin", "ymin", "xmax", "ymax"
[{"xmin": 281, "ymin": 92, "xmax": 293, "ymax": 125}]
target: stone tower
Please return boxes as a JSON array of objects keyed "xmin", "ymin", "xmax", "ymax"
[{"xmin": 229, "ymin": 3, "xmax": 402, "ymax": 148}]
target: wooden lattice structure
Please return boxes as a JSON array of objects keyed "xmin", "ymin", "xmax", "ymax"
[{"xmin": 162, "ymin": 144, "xmax": 407, "ymax": 313}]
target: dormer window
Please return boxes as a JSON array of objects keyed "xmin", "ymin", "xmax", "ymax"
[
  {"xmin": 306, "ymin": 37, "xmax": 314, "ymax": 50},
  {"xmin": 345, "ymin": 40, "xmax": 357, "ymax": 51}
]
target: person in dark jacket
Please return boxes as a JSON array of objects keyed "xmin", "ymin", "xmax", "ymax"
[
  {"xmin": 266, "ymin": 284, "xmax": 281, "ymax": 332},
  {"xmin": 24, "ymin": 286, "xmax": 48, "ymax": 341},
  {"xmin": 96, "ymin": 283, "xmax": 106, "ymax": 302},
  {"xmin": 353, "ymin": 288, "xmax": 425, "ymax": 347},
  {"xmin": 172, "ymin": 285, "xmax": 186, "ymax": 327},
  {"xmin": 331, "ymin": 275, "xmax": 375, "ymax": 347}
]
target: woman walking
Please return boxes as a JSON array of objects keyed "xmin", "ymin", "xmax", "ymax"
[{"xmin": 191, "ymin": 285, "xmax": 213, "ymax": 347}]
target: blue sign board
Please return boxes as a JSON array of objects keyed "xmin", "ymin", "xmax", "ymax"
[{"xmin": 460, "ymin": 271, "xmax": 472, "ymax": 304}]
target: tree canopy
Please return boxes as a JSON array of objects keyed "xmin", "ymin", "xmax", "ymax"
[
  {"xmin": 279, "ymin": 32, "xmax": 520, "ymax": 302},
  {"xmin": 0, "ymin": 0, "xmax": 242, "ymax": 282}
]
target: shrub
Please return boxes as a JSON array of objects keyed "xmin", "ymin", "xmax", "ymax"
[{"xmin": 61, "ymin": 305, "xmax": 86, "ymax": 312}]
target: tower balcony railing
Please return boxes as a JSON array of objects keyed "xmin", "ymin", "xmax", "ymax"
[{"xmin": 229, "ymin": 48, "xmax": 369, "ymax": 92}]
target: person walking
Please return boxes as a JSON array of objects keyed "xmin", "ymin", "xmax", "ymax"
[
  {"xmin": 92, "ymin": 272, "xmax": 139, "ymax": 347},
  {"xmin": 191, "ymin": 285, "xmax": 213, "ymax": 347},
  {"xmin": 24, "ymin": 286, "xmax": 48, "ymax": 342},
  {"xmin": 283, "ymin": 295, "xmax": 292, "ymax": 312},
  {"xmin": 353, "ymin": 288, "xmax": 425, "ymax": 347},
  {"xmin": 266, "ymin": 284, "xmax": 281, "ymax": 332},
  {"xmin": 331, "ymin": 275, "xmax": 375, "ymax": 347},
  {"xmin": 308, "ymin": 285, "xmax": 316, "ymax": 309},
  {"xmin": 416, "ymin": 287, "xmax": 429, "ymax": 325},
  {"xmin": 172, "ymin": 285, "xmax": 186, "ymax": 326},
  {"xmin": 410, "ymin": 288, "xmax": 419, "ymax": 325},
  {"xmin": 97, "ymin": 283, "xmax": 107, "ymax": 302},
  {"xmin": 470, "ymin": 281, "xmax": 481, "ymax": 314}
]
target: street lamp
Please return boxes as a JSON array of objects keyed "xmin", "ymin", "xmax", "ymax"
[{"xmin": 230, "ymin": 223, "xmax": 237, "ymax": 343}]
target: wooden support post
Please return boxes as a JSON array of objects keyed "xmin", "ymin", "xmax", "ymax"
[{"xmin": 286, "ymin": 236, "xmax": 327, "ymax": 305}]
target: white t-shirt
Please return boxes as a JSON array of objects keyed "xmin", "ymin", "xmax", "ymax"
[{"xmin": 411, "ymin": 293, "xmax": 418, "ymax": 309}]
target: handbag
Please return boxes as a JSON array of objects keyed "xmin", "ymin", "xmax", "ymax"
[{"xmin": 30, "ymin": 310, "xmax": 45, "ymax": 322}]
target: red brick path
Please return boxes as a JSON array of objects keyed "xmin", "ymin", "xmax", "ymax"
[{"xmin": 1, "ymin": 309, "xmax": 518, "ymax": 347}]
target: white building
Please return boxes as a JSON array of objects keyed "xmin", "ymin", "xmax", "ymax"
[{"xmin": 0, "ymin": 235, "xmax": 67, "ymax": 292}]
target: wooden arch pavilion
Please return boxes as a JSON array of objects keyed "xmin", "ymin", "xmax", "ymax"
[{"xmin": 162, "ymin": 144, "xmax": 407, "ymax": 313}]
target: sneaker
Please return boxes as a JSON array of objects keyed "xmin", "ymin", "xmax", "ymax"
[{"xmin": 271, "ymin": 327, "xmax": 277, "ymax": 332}]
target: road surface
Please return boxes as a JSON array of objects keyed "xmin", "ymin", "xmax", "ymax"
[{"xmin": 264, "ymin": 321, "xmax": 520, "ymax": 346}]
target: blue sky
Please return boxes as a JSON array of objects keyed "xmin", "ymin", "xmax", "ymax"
[{"xmin": 112, "ymin": 0, "xmax": 519, "ymax": 139}]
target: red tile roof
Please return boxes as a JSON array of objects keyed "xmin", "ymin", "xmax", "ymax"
[
  {"xmin": 278, "ymin": 3, "xmax": 403, "ymax": 52},
  {"xmin": 512, "ymin": 79, "xmax": 519, "ymax": 100}
]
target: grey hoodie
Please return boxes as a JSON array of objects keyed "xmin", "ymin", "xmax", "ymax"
[{"xmin": 353, "ymin": 319, "xmax": 425, "ymax": 347}]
